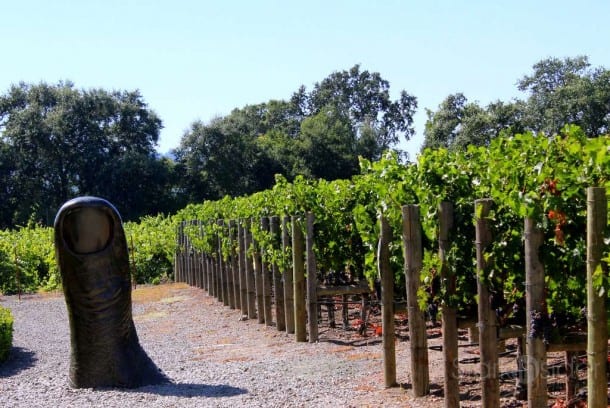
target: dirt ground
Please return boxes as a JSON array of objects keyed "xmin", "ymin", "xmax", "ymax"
[
  {"xmin": 130, "ymin": 284, "xmax": 596, "ymax": 407},
  {"xmin": 11, "ymin": 283, "xmax": 599, "ymax": 407},
  {"xmin": 305, "ymin": 300, "xmax": 593, "ymax": 407}
]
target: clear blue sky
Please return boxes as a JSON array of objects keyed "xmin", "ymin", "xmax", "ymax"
[{"xmin": 2, "ymin": 0, "xmax": 609, "ymax": 159}]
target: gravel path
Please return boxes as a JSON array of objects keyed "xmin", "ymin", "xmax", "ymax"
[{"xmin": 0, "ymin": 284, "xmax": 428, "ymax": 408}]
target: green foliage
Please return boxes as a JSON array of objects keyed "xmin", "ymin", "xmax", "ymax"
[
  {"xmin": 174, "ymin": 65, "xmax": 417, "ymax": 203},
  {"xmin": 0, "ymin": 225, "xmax": 55, "ymax": 294},
  {"xmin": 0, "ymin": 214, "xmax": 181, "ymax": 294},
  {"xmin": 177, "ymin": 126, "xmax": 610, "ymax": 324},
  {"xmin": 125, "ymin": 215, "xmax": 177, "ymax": 284},
  {"xmin": 424, "ymin": 56, "xmax": 610, "ymax": 151},
  {"xmin": 2, "ymin": 124, "xmax": 608, "ymax": 327},
  {"xmin": 0, "ymin": 81, "xmax": 177, "ymax": 228},
  {"xmin": 0, "ymin": 306, "xmax": 13, "ymax": 363}
]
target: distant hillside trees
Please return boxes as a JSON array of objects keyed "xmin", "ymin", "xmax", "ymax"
[
  {"xmin": 423, "ymin": 56, "xmax": 610, "ymax": 150},
  {"xmin": 0, "ymin": 81, "xmax": 182, "ymax": 228},
  {"xmin": 174, "ymin": 65, "xmax": 417, "ymax": 202},
  {"xmin": 2, "ymin": 58, "xmax": 606, "ymax": 228}
]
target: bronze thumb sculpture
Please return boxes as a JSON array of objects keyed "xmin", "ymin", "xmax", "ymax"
[{"xmin": 54, "ymin": 196, "xmax": 168, "ymax": 388}]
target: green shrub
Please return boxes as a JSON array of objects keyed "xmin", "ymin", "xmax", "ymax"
[{"xmin": 0, "ymin": 306, "xmax": 14, "ymax": 363}]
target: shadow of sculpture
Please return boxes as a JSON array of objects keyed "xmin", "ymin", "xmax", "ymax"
[
  {"xmin": 127, "ymin": 382, "xmax": 248, "ymax": 398},
  {"xmin": 0, "ymin": 347, "xmax": 37, "ymax": 378},
  {"xmin": 54, "ymin": 196, "xmax": 169, "ymax": 388}
]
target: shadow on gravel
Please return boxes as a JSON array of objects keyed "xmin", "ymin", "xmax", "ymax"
[
  {"xmin": 0, "ymin": 347, "xmax": 38, "ymax": 377},
  {"xmin": 321, "ymin": 338, "xmax": 383, "ymax": 347},
  {"xmin": 133, "ymin": 382, "xmax": 247, "ymax": 398}
]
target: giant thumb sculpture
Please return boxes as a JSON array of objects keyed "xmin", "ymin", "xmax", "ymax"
[{"xmin": 54, "ymin": 196, "xmax": 169, "ymax": 388}]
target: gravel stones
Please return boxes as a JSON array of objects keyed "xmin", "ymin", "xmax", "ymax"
[{"xmin": 0, "ymin": 286, "xmax": 395, "ymax": 408}]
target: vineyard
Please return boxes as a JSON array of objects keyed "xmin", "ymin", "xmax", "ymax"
[{"xmin": 1, "ymin": 125, "xmax": 609, "ymax": 405}]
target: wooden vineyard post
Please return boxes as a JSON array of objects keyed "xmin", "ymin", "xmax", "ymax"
[
  {"xmin": 222, "ymin": 221, "xmax": 233, "ymax": 307},
  {"xmin": 238, "ymin": 222, "xmax": 248, "ymax": 314},
  {"xmin": 192, "ymin": 224, "xmax": 198, "ymax": 286},
  {"xmin": 202, "ymin": 227, "xmax": 209, "ymax": 292},
  {"xmin": 401, "ymin": 205, "xmax": 429, "ymax": 396},
  {"xmin": 474, "ymin": 199, "xmax": 499, "ymax": 408},
  {"xmin": 525, "ymin": 216, "xmax": 547, "ymax": 407},
  {"xmin": 189, "ymin": 222, "xmax": 195, "ymax": 289},
  {"xmin": 206, "ymin": 251, "xmax": 213, "ymax": 294},
  {"xmin": 587, "ymin": 187, "xmax": 608, "ymax": 408},
  {"xmin": 244, "ymin": 219, "xmax": 257, "ymax": 319},
  {"xmin": 229, "ymin": 220, "xmax": 239, "ymax": 309},
  {"xmin": 306, "ymin": 212, "xmax": 318, "ymax": 343},
  {"xmin": 292, "ymin": 216, "xmax": 307, "ymax": 342},
  {"xmin": 219, "ymin": 220, "xmax": 230, "ymax": 306},
  {"xmin": 379, "ymin": 215, "xmax": 396, "ymax": 387},
  {"xmin": 439, "ymin": 201, "xmax": 459, "ymax": 408},
  {"xmin": 197, "ymin": 221, "xmax": 204, "ymax": 290},
  {"xmin": 183, "ymin": 223, "xmax": 191, "ymax": 286},
  {"xmin": 192, "ymin": 224, "xmax": 199, "ymax": 288},
  {"xmin": 261, "ymin": 217, "xmax": 273, "ymax": 326},
  {"xmin": 174, "ymin": 222, "xmax": 182, "ymax": 283},
  {"xmin": 183, "ymin": 221, "xmax": 189, "ymax": 285},
  {"xmin": 210, "ymin": 223, "xmax": 217, "ymax": 297},
  {"xmin": 196, "ymin": 221, "xmax": 202, "ymax": 289},
  {"xmin": 253, "ymin": 218, "xmax": 265, "ymax": 324},
  {"xmin": 283, "ymin": 216, "xmax": 295, "ymax": 334},
  {"xmin": 216, "ymin": 220, "xmax": 225, "ymax": 304},
  {"xmin": 271, "ymin": 216, "xmax": 286, "ymax": 331},
  {"xmin": 565, "ymin": 351, "xmax": 578, "ymax": 400}
]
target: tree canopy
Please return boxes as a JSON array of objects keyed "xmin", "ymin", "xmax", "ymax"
[
  {"xmin": 173, "ymin": 65, "xmax": 417, "ymax": 201},
  {"xmin": 1, "ymin": 57, "xmax": 608, "ymax": 228},
  {"xmin": 423, "ymin": 56, "xmax": 610, "ymax": 150},
  {"xmin": 0, "ymin": 81, "xmax": 180, "ymax": 228}
]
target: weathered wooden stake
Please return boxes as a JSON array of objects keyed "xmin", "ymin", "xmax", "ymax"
[
  {"xmin": 238, "ymin": 222, "xmax": 248, "ymax": 314},
  {"xmin": 261, "ymin": 217, "xmax": 273, "ymax": 326},
  {"xmin": 244, "ymin": 219, "xmax": 257, "ymax": 319},
  {"xmin": 475, "ymin": 198, "xmax": 499, "ymax": 408},
  {"xmin": 215, "ymin": 222, "xmax": 223, "ymax": 302},
  {"xmin": 196, "ymin": 221, "xmax": 204, "ymax": 290},
  {"xmin": 252, "ymin": 218, "xmax": 265, "ymax": 324},
  {"xmin": 439, "ymin": 201, "xmax": 459, "ymax": 408},
  {"xmin": 306, "ymin": 212, "xmax": 318, "ymax": 343},
  {"xmin": 283, "ymin": 216, "xmax": 295, "ymax": 334},
  {"xmin": 401, "ymin": 204, "xmax": 429, "ymax": 396},
  {"xmin": 586, "ymin": 186, "xmax": 607, "ymax": 408},
  {"xmin": 174, "ymin": 223, "xmax": 181, "ymax": 283},
  {"xmin": 525, "ymin": 216, "xmax": 547, "ymax": 407},
  {"xmin": 218, "ymin": 220, "xmax": 229, "ymax": 306},
  {"xmin": 565, "ymin": 350, "xmax": 578, "ymax": 400},
  {"xmin": 293, "ymin": 216, "xmax": 307, "ymax": 342},
  {"xmin": 271, "ymin": 216, "xmax": 286, "ymax": 331},
  {"xmin": 379, "ymin": 215, "xmax": 396, "ymax": 387},
  {"xmin": 229, "ymin": 220, "xmax": 238, "ymax": 309}
]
